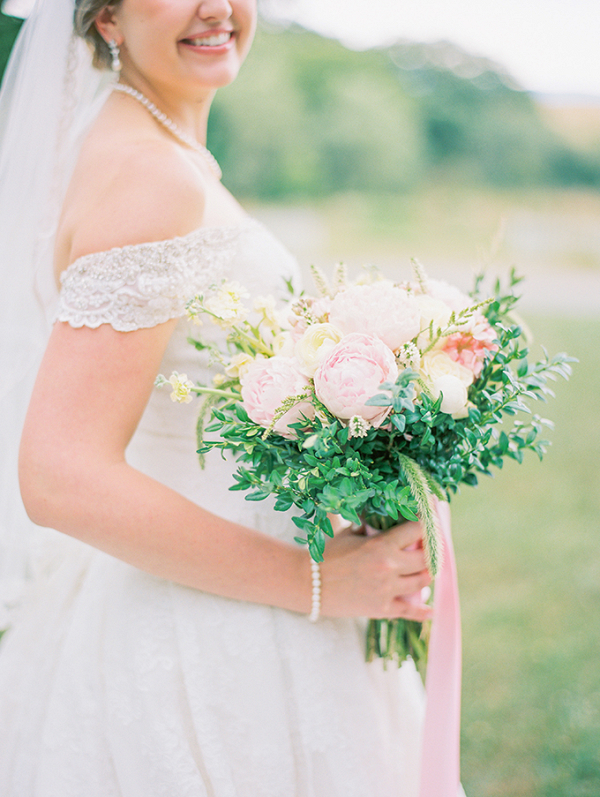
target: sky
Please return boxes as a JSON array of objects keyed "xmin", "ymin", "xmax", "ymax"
[
  {"xmin": 264, "ymin": 0, "xmax": 600, "ymax": 97},
  {"xmin": 5, "ymin": 0, "xmax": 600, "ymax": 97}
]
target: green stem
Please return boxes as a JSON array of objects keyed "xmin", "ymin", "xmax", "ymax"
[{"xmin": 193, "ymin": 386, "xmax": 240, "ymax": 400}]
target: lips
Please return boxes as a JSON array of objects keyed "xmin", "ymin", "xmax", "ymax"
[{"xmin": 181, "ymin": 31, "xmax": 233, "ymax": 47}]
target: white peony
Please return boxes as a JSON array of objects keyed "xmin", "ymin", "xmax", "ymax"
[{"xmin": 425, "ymin": 279, "xmax": 472, "ymax": 312}]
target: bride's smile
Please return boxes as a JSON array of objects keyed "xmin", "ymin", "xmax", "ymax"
[
  {"xmin": 180, "ymin": 29, "xmax": 235, "ymax": 51},
  {"xmin": 96, "ymin": 0, "xmax": 257, "ymax": 108}
]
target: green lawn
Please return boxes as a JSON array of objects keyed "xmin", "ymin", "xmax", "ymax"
[{"xmin": 454, "ymin": 315, "xmax": 600, "ymax": 796}]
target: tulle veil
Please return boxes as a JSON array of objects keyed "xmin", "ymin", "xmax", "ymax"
[{"xmin": 0, "ymin": 0, "xmax": 110, "ymax": 628}]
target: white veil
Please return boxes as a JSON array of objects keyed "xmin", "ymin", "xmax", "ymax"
[{"xmin": 0, "ymin": 0, "xmax": 109, "ymax": 628}]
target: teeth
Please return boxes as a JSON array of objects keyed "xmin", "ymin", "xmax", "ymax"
[{"xmin": 187, "ymin": 32, "xmax": 232, "ymax": 47}]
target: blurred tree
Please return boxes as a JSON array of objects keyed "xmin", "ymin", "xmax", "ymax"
[
  {"xmin": 390, "ymin": 40, "xmax": 600, "ymax": 188},
  {"xmin": 209, "ymin": 26, "xmax": 426, "ymax": 198},
  {"xmin": 209, "ymin": 26, "xmax": 600, "ymax": 198}
]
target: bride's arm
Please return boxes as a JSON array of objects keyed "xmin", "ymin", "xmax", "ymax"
[
  {"xmin": 19, "ymin": 319, "xmax": 431, "ymax": 621},
  {"xmin": 19, "ymin": 141, "xmax": 432, "ymax": 622}
]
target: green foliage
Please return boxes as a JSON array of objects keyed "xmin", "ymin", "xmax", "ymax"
[
  {"xmin": 201, "ymin": 405, "xmax": 421, "ymax": 562},
  {"xmin": 209, "ymin": 25, "xmax": 425, "ymax": 198},
  {"xmin": 0, "ymin": 11, "xmax": 22, "ymax": 85}
]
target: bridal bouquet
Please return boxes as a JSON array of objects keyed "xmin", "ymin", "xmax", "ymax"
[{"xmin": 157, "ymin": 262, "xmax": 573, "ymax": 668}]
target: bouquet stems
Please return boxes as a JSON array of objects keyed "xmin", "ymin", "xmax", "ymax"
[{"xmin": 363, "ymin": 513, "xmax": 431, "ymax": 676}]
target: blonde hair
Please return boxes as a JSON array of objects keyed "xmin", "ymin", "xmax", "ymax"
[{"xmin": 73, "ymin": 0, "xmax": 123, "ymax": 70}]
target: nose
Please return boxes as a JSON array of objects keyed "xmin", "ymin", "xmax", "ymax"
[{"xmin": 198, "ymin": 0, "xmax": 233, "ymax": 21}]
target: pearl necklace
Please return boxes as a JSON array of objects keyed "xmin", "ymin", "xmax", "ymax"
[{"xmin": 112, "ymin": 83, "xmax": 222, "ymax": 180}]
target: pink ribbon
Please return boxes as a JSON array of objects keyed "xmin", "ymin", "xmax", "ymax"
[{"xmin": 419, "ymin": 500, "xmax": 462, "ymax": 797}]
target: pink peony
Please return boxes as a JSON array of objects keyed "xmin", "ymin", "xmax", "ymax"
[
  {"xmin": 442, "ymin": 314, "xmax": 498, "ymax": 378},
  {"xmin": 425, "ymin": 279, "xmax": 472, "ymax": 313},
  {"xmin": 314, "ymin": 332, "xmax": 399, "ymax": 423},
  {"xmin": 328, "ymin": 283, "xmax": 420, "ymax": 351},
  {"xmin": 241, "ymin": 356, "xmax": 314, "ymax": 438}
]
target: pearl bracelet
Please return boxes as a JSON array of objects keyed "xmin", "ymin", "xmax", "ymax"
[{"xmin": 308, "ymin": 559, "xmax": 321, "ymax": 622}]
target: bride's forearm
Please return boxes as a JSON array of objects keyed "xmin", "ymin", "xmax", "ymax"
[{"xmin": 21, "ymin": 459, "xmax": 312, "ymax": 614}]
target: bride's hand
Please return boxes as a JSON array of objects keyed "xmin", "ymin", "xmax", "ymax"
[{"xmin": 318, "ymin": 521, "xmax": 433, "ymax": 621}]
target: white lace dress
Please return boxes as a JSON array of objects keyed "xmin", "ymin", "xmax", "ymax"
[{"xmin": 0, "ymin": 218, "xmax": 427, "ymax": 797}]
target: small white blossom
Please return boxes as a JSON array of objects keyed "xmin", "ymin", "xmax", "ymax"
[
  {"xmin": 348, "ymin": 415, "xmax": 370, "ymax": 438},
  {"xmin": 185, "ymin": 295, "xmax": 204, "ymax": 326},
  {"xmin": 212, "ymin": 373, "xmax": 226, "ymax": 387},
  {"xmin": 397, "ymin": 342, "xmax": 421, "ymax": 370},
  {"xmin": 167, "ymin": 372, "xmax": 194, "ymax": 404}
]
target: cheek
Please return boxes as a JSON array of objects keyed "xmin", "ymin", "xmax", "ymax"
[{"xmin": 234, "ymin": 0, "xmax": 258, "ymax": 53}]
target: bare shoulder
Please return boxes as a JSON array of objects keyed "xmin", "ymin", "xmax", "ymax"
[{"xmin": 58, "ymin": 136, "xmax": 206, "ymax": 272}]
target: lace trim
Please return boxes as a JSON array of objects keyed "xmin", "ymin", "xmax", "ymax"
[{"xmin": 55, "ymin": 220, "xmax": 258, "ymax": 332}]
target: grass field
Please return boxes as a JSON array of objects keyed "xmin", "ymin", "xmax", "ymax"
[{"xmin": 454, "ymin": 315, "xmax": 600, "ymax": 796}]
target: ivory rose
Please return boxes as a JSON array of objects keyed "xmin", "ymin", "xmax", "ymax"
[
  {"xmin": 240, "ymin": 356, "xmax": 313, "ymax": 438},
  {"xmin": 295, "ymin": 323, "xmax": 344, "ymax": 376},
  {"xmin": 431, "ymin": 374, "xmax": 469, "ymax": 418},
  {"xmin": 314, "ymin": 332, "xmax": 398, "ymax": 423},
  {"xmin": 328, "ymin": 283, "xmax": 420, "ymax": 351},
  {"xmin": 420, "ymin": 349, "xmax": 474, "ymax": 388},
  {"xmin": 421, "ymin": 350, "xmax": 472, "ymax": 417}
]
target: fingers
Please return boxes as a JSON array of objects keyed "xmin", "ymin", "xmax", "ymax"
[
  {"xmin": 397, "ymin": 570, "xmax": 432, "ymax": 595},
  {"xmin": 396, "ymin": 521, "xmax": 425, "ymax": 549},
  {"xmin": 389, "ymin": 597, "xmax": 433, "ymax": 623},
  {"xmin": 395, "ymin": 548, "xmax": 428, "ymax": 576}
]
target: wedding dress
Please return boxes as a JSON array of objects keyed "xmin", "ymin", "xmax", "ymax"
[{"xmin": 0, "ymin": 217, "xmax": 429, "ymax": 797}]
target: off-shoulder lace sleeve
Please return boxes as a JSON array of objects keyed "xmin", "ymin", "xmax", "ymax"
[{"xmin": 55, "ymin": 224, "xmax": 247, "ymax": 332}]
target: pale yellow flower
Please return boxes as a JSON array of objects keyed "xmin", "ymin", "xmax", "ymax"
[
  {"xmin": 205, "ymin": 281, "xmax": 249, "ymax": 328},
  {"xmin": 168, "ymin": 372, "xmax": 195, "ymax": 404},
  {"xmin": 253, "ymin": 294, "xmax": 280, "ymax": 330},
  {"xmin": 225, "ymin": 353, "xmax": 255, "ymax": 380},
  {"xmin": 185, "ymin": 296, "xmax": 204, "ymax": 326},
  {"xmin": 213, "ymin": 373, "xmax": 226, "ymax": 387}
]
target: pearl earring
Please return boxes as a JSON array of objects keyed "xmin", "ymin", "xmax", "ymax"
[{"xmin": 108, "ymin": 39, "xmax": 121, "ymax": 73}]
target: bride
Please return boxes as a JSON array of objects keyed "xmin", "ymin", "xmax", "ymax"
[{"xmin": 0, "ymin": 1, "xmax": 459, "ymax": 795}]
